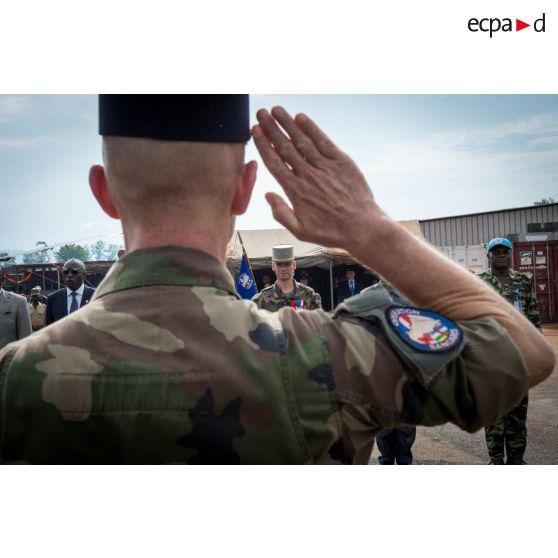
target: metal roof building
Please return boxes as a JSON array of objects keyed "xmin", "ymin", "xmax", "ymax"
[{"xmin": 419, "ymin": 203, "xmax": 558, "ymax": 247}]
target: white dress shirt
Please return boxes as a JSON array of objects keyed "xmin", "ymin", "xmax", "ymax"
[{"xmin": 66, "ymin": 283, "xmax": 85, "ymax": 314}]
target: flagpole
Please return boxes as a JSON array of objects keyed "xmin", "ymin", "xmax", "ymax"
[{"xmin": 237, "ymin": 231, "xmax": 257, "ymax": 286}]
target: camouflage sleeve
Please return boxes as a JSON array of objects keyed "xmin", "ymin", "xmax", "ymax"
[
  {"xmin": 300, "ymin": 305, "xmax": 529, "ymax": 440},
  {"xmin": 524, "ymin": 278, "xmax": 541, "ymax": 329},
  {"xmin": 251, "ymin": 292, "xmax": 262, "ymax": 307}
]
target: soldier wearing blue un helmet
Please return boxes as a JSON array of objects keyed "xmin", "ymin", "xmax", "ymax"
[{"xmin": 479, "ymin": 236, "xmax": 541, "ymax": 464}]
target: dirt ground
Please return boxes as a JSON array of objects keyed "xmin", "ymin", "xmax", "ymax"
[{"xmin": 369, "ymin": 323, "xmax": 558, "ymax": 465}]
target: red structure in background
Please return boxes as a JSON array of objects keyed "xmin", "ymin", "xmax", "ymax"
[
  {"xmin": 513, "ymin": 240, "xmax": 558, "ymax": 323},
  {"xmin": 1, "ymin": 261, "xmax": 114, "ymax": 296}
]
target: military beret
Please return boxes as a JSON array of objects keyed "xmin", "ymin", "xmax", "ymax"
[
  {"xmin": 272, "ymin": 245, "xmax": 295, "ymax": 262},
  {"xmin": 99, "ymin": 95, "xmax": 250, "ymax": 143}
]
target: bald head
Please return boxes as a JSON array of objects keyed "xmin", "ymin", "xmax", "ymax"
[
  {"xmin": 102, "ymin": 137, "xmax": 246, "ymax": 224},
  {"xmin": 90, "ymin": 136, "xmax": 257, "ymax": 258}
]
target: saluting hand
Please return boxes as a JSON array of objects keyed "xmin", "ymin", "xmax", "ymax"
[{"xmin": 252, "ymin": 107, "xmax": 382, "ymax": 250}]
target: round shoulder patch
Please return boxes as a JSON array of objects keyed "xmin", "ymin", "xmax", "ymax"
[{"xmin": 386, "ymin": 305, "xmax": 463, "ymax": 353}]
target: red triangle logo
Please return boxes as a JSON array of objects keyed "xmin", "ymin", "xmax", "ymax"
[{"xmin": 516, "ymin": 19, "xmax": 530, "ymax": 31}]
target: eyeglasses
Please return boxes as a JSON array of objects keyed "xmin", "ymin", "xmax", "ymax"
[{"xmin": 62, "ymin": 268, "xmax": 82, "ymax": 275}]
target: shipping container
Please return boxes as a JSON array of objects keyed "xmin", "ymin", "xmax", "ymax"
[
  {"xmin": 513, "ymin": 240, "xmax": 558, "ymax": 323},
  {"xmin": 437, "ymin": 245, "xmax": 488, "ymax": 274}
]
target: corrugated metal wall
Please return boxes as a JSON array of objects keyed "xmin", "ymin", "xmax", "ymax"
[{"xmin": 420, "ymin": 204, "xmax": 558, "ymax": 246}]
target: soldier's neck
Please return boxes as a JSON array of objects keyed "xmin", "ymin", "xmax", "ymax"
[
  {"xmin": 492, "ymin": 266, "xmax": 510, "ymax": 281},
  {"xmin": 121, "ymin": 220, "xmax": 233, "ymax": 265}
]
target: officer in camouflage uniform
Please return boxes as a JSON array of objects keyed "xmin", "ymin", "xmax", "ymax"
[
  {"xmin": 479, "ymin": 237, "xmax": 541, "ymax": 465},
  {"xmin": 0, "ymin": 96, "xmax": 553, "ymax": 464},
  {"xmin": 252, "ymin": 245, "xmax": 321, "ymax": 311}
]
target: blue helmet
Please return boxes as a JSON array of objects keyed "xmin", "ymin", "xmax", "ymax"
[{"xmin": 487, "ymin": 237, "xmax": 512, "ymax": 252}]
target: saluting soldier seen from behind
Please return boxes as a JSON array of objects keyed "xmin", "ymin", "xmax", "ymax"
[
  {"xmin": 479, "ymin": 237, "xmax": 541, "ymax": 465},
  {"xmin": 251, "ymin": 244, "xmax": 321, "ymax": 311},
  {"xmin": 0, "ymin": 96, "xmax": 554, "ymax": 465}
]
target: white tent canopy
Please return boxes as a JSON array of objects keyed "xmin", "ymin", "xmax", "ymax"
[{"xmin": 226, "ymin": 221, "xmax": 424, "ymax": 271}]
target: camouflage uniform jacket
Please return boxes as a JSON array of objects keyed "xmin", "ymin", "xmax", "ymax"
[
  {"xmin": 252, "ymin": 280, "xmax": 322, "ymax": 312},
  {"xmin": 479, "ymin": 269, "xmax": 541, "ymax": 329},
  {"xmin": 0, "ymin": 246, "xmax": 529, "ymax": 464}
]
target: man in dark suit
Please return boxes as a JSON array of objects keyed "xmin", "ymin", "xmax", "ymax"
[
  {"xmin": 45, "ymin": 259, "xmax": 95, "ymax": 325},
  {"xmin": 336, "ymin": 269, "xmax": 362, "ymax": 304}
]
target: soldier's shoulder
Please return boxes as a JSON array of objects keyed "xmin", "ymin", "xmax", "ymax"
[
  {"xmin": 46, "ymin": 288, "xmax": 64, "ymax": 300},
  {"xmin": 0, "ymin": 319, "xmax": 52, "ymax": 368},
  {"xmin": 258, "ymin": 286, "xmax": 275, "ymax": 297},
  {"xmin": 2, "ymin": 297, "xmax": 132, "ymax": 365},
  {"xmin": 296, "ymin": 282, "xmax": 316, "ymax": 295},
  {"xmin": 8, "ymin": 291, "xmax": 28, "ymax": 303},
  {"xmin": 510, "ymin": 270, "xmax": 531, "ymax": 283},
  {"xmin": 251, "ymin": 286, "xmax": 273, "ymax": 304}
]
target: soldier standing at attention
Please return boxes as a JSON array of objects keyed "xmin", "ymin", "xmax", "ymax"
[
  {"xmin": 479, "ymin": 237, "xmax": 541, "ymax": 465},
  {"xmin": 0, "ymin": 96, "xmax": 554, "ymax": 464},
  {"xmin": 252, "ymin": 245, "xmax": 321, "ymax": 311},
  {"xmin": 28, "ymin": 287, "xmax": 46, "ymax": 332}
]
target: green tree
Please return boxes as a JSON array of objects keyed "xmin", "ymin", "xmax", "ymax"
[
  {"xmin": 103, "ymin": 243, "xmax": 123, "ymax": 260},
  {"xmin": 90, "ymin": 240, "xmax": 107, "ymax": 261},
  {"xmin": 55, "ymin": 244, "xmax": 90, "ymax": 263},
  {"xmin": 534, "ymin": 197, "xmax": 556, "ymax": 205},
  {"xmin": 23, "ymin": 241, "xmax": 49, "ymax": 264}
]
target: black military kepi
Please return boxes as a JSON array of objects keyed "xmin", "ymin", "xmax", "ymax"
[{"xmin": 99, "ymin": 95, "xmax": 250, "ymax": 143}]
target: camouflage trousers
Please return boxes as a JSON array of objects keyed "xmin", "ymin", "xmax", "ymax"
[{"xmin": 484, "ymin": 395, "xmax": 528, "ymax": 464}]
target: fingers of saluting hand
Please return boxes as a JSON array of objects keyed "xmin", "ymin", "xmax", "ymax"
[
  {"xmin": 269, "ymin": 107, "xmax": 323, "ymax": 166},
  {"xmin": 264, "ymin": 192, "xmax": 301, "ymax": 236},
  {"xmin": 255, "ymin": 109, "xmax": 307, "ymax": 175},
  {"xmin": 292, "ymin": 112, "xmax": 344, "ymax": 160},
  {"xmin": 252, "ymin": 123, "xmax": 295, "ymax": 189}
]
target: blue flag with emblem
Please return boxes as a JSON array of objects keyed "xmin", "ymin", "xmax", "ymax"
[{"xmin": 236, "ymin": 253, "xmax": 258, "ymax": 299}]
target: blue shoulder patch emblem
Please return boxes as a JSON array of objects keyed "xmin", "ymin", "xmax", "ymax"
[{"xmin": 386, "ymin": 305, "xmax": 462, "ymax": 353}]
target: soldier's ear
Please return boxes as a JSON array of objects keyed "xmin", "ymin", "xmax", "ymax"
[
  {"xmin": 89, "ymin": 165, "xmax": 120, "ymax": 219},
  {"xmin": 231, "ymin": 160, "xmax": 257, "ymax": 216}
]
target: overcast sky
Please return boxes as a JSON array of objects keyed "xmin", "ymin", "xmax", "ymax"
[{"xmin": 1, "ymin": 94, "xmax": 557, "ymax": 256}]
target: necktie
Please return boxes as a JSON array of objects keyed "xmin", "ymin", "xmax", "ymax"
[
  {"xmin": 350, "ymin": 281, "xmax": 355, "ymax": 294},
  {"xmin": 70, "ymin": 292, "xmax": 79, "ymax": 313}
]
